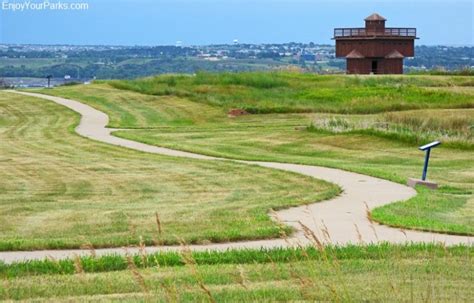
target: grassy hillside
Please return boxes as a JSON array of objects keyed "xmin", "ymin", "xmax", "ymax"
[
  {"xmin": 0, "ymin": 91, "xmax": 338, "ymax": 251},
  {"xmin": 108, "ymin": 72, "xmax": 474, "ymax": 114},
  {"xmin": 42, "ymin": 74, "xmax": 474, "ymax": 235}
]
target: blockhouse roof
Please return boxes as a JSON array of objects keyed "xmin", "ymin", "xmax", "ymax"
[{"xmin": 365, "ymin": 13, "xmax": 387, "ymax": 21}]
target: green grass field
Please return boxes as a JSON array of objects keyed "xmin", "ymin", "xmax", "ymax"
[
  {"xmin": 0, "ymin": 91, "xmax": 338, "ymax": 251},
  {"xmin": 4, "ymin": 72, "xmax": 474, "ymax": 301},
  {"xmin": 1, "ymin": 244, "xmax": 472, "ymax": 301},
  {"xmin": 43, "ymin": 74, "xmax": 474, "ymax": 235}
]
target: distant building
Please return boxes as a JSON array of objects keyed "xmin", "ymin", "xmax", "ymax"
[{"xmin": 333, "ymin": 13, "xmax": 418, "ymax": 74}]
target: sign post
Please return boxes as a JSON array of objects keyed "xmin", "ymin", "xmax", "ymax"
[
  {"xmin": 419, "ymin": 141, "xmax": 441, "ymax": 181},
  {"xmin": 46, "ymin": 75, "xmax": 52, "ymax": 88},
  {"xmin": 408, "ymin": 141, "xmax": 441, "ymax": 189}
]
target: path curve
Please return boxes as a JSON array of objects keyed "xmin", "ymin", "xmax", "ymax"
[{"xmin": 1, "ymin": 91, "xmax": 471, "ymax": 264}]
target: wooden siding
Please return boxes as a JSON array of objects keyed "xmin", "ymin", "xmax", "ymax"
[
  {"xmin": 365, "ymin": 20, "xmax": 385, "ymax": 33},
  {"xmin": 336, "ymin": 39, "xmax": 415, "ymax": 58},
  {"xmin": 347, "ymin": 58, "xmax": 403, "ymax": 74},
  {"xmin": 347, "ymin": 59, "xmax": 372, "ymax": 74}
]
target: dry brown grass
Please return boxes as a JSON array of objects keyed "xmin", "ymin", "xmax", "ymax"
[{"xmin": 382, "ymin": 109, "xmax": 473, "ymax": 135}]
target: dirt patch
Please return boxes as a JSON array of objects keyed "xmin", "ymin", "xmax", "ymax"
[{"xmin": 228, "ymin": 108, "xmax": 249, "ymax": 118}]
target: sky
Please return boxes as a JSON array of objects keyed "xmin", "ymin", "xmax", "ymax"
[{"xmin": 0, "ymin": 0, "xmax": 473, "ymax": 46}]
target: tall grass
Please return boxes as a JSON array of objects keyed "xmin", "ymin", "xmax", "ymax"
[
  {"xmin": 348, "ymin": 74, "xmax": 474, "ymax": 87},
  {"xmin": 308, "ymin": 109, "xmax": 474, "ymax": 149},
  {"xmin": 1, "ymin": 227, "xmax": 472, "ymax": 301},
  {"xmin": 0, "ymin": 244, "xmax": 471, "ymax": 279},
  {"xmin": 408, "ymin": 68, "xmax": 474, "ymax": 76},
  {"xmin": 383, "ymin": 110, "xmax": 473, "ymax": 135},
  {"xmin": 193, "ymin": 72, "xmax": 289, "ymax": 88}
]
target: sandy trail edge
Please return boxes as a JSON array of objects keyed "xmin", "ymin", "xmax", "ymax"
[{"xmin": 1, "ymin": 90, "xmax": 471, "ymax": 264}]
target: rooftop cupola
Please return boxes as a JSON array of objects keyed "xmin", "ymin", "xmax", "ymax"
[{"xmin": 365, "ymin": 13, "xmax": 386, "ymax": 33}]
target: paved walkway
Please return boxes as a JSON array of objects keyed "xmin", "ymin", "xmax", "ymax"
[{"xmin": 1, "ymin": 91, "xmax": 471, "ymax": 264}]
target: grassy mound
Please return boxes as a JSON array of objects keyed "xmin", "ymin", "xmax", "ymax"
[{"xmin": 108, "ymin": 72, "xmax": 474, "ymax": 114}]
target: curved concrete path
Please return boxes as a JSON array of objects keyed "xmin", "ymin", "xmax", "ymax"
[{"xmin": 1, "ymin": 91, "xmax": 471, "ymax": 264}]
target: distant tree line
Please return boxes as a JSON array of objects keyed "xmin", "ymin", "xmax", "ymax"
[{"xmin": 0, "ymin": 45, "xmax": 471, "ymax": 79}]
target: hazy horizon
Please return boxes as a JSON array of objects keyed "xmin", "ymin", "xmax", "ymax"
[
  {"xmin": 1, "ymin": 0, "xmax": 473, "ymax": 46},
  {"xmin": 1, "ymin": 42, "xmax": 473, "ymax": 47}
]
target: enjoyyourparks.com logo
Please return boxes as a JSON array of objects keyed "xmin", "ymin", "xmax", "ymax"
[{"xmin": 1, "ymin": 0, "xmax": 89, "ymax": 12}]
